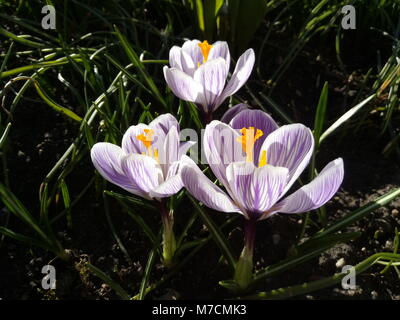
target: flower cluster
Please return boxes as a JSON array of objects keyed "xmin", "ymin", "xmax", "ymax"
[{"xmin": 91, "ymin": 39, "xmax": 344, "ymax": 289}]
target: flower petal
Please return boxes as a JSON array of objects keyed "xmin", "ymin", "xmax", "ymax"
[
  {"xmin": 121, "ymin": 123, "xmax": 152, "ymax": 155},
  {"xmin": 208, "ymin": 41, "xmax": 231, "ymax": 74},
  {"xmin": 226, "ymin": 162, "xmax": 289, "ymax": 218},
  {"xmin": 149, "ymin": 113, "xmax": 179, "ymax": 135},
  {"xmin": 121, "ymin": 154, "xmax": 163, "ymax": 199},
  {"xmin": 230, "ymin": 108, "xmax": 279, "ymax": 163},
  {"xmin": 181, "ymin": 157, "xmax": 240, "ymax": 213},
  {"xmin": 276, "ymin": 158, "xmax": 344, "ymax": 213},
  {"xmin": 181, "ymin": 39, "xmax": 202, "ymax": 77},
  {"xmin": 220, "ymin": 103, "xmax": 249, "ymax": 123},
  {"xmin": 163, "ymin": 66, "xmax": 203, "ymax": 102},
  {"xmin": 179, "ymin": 141, "xmax": 196, "ymax": 158},
  {"xmin": 158, "ymin": 126, "xmax": 180, "ymax": 176},
  {"xmin": 194, "ymin": 57, "xmax": 228, "ymax": 113},
  {"xmin": 259, "ymin": 123, "xmax": 314, "ymax": 194},
  {"xmin": 150, "ymin": 174, "xmax": 183, "ymax": 198},
  {"xmin": 91, "ymin": 143, "xmax": 146, "ymax": 197},
  {"xmin": 215, "ymin": 48, "xmax": 255, "ymax": 109},
  {"xmin": 169, "ymin": 46, "xmax": 183, "ymax": 70},
  {"xmin": 204, "ymin": 120, "xmax": 245, "ymax": 187}
]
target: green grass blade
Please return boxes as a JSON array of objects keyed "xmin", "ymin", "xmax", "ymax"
[
  {"xmin": 0, "ymin": 227, "xmax": 49, "ymax": 250},
  {"xmin": 313, "ymin": 82, "xmax": 329, "ymax": 147},
  {"xmin": 188, "ymin": 195, "xmax": 237, "ymax": 271},
  {"xmin": 242, "ymin": 252, "xmax": 400, "ymax": 300},
  {"xmin": 138, "ymin": 247, "xmax": 157, "ymax": 300},
  {"xmin": 0, "ymin": 26, "xmax": 46, "ymax": 48},
  {"xmin": 0, "ymin": 123, "xmax": 12, "ymax": 150},
  {"xmin": 319, "ymin": 94, "xmax": 375, "ymax": 143},
  {"xmin": 114, "ymin": 26, "xmax": 168, "ymax": 111},
  {"xmin": 0, "ymin": 182, "xmax": 49, "ymax": 242},
  {"xmin": 313, "ymin": 187, "xmax": 400, "ymax": 239},
  {"xmin": 85, "ymin": 263, "xmax": 131, "ymax": 300}
]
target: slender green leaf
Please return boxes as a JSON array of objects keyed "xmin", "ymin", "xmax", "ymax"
[
  {"xmin": 85, "ymin": 263, "xmax": 131, "ymax": 300},
  {"xmin": 188, "ymin": 195, "xmax": 237, "ymax": 271}
]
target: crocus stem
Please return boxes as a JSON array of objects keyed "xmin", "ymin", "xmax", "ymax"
[
  {"xmin": 159, "ymin": 199, "xmax": 176, "ymax": 268},
  {"xmin": 201, "ymin": 110, "xmax": 213, "ymax": 124},
  {"xmin": 234, "ymin": 218, "xmax": 257, "ymax": 290}
]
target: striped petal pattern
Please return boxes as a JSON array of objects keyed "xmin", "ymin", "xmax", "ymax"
[{"xmin": 163, "ymin": 39, "xmax": 255, "ymax": 115}]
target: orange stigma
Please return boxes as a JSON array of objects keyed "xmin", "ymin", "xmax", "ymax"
[
  {"xmin": 236, "ymin": 127, "xmax": 264, "ymax": 163},
  {"xmin": 136, "ymin": 129, "xmax": 159, "ymax": 162},
  {"xmin": 136, "ymin": 129, "xmax": 154, "ymax": 149},
  {"xmin": 198, "ymin": 40, "xmax": 212, "ymax": 63}
]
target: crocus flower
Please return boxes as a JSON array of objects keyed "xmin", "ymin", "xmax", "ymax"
[
  {"xmin": 163, "ymin": 39, "xmax": 255, "ymax": 122},
  {"xmin": 91, "ymin": 113, "xmax": 195, "ymax": 267},
  {"xmin": 91, "ymin": 113, "xmax": 194, "ymax": 200},
  {"xmin": 181, "ymin": 107, "xmax": 344, "ymax": 289}
]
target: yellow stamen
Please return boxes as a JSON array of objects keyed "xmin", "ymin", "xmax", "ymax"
[
  {"xmin": 198, "ymin": 40, "xmax": 212, "ymax": 62},
  {"xmin": 154, "ymin": 149, "xmax": 159, "ymax": 162},
  {"xmin": 258, "ymin": 150, "xmax": 267, "ymax": 167},
  {"xmin": 236, "ymin": 127, "xmax": 264, "ymax": 163},
  {"xmin": 136, "ymin": 128, "xmax": 154, "ymax": 149},
  {"xmin": 136, "ymin": 129, "xmax": 159, "ymax": 162}
]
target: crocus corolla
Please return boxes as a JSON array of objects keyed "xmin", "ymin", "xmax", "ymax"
[
  {"xmin": 91, "ymin": 114, "xmax": 195, "ymax": 266},
  {"xmin": 163, "ymin": 40, "xmax": 255, "ymax": 122},
  {"xmin": 181, "ymin": 106, "xmax": 344, "ymax": 288}
]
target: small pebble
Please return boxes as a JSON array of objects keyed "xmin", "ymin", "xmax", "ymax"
[
  {"xmin": 335, "ymin": 258, "xmax": 345, "ymax": 268},
  {"xmin": 272, "ymin": 234, "xmax": 280, "ymax": 245},
  {"xmin": 361, "ymin": 247, "xmax": 366, "ymax": 252},
  {"xmin": 384, "ymin": 240, "xmax": 393, "ymax": 250},
  {"xmin": 392, "ymin": 209, "xmax": 399, "ymax": 218},
  {"xmin": 371, "ymin": 291, "xmax": 378, "ymax": 300}
]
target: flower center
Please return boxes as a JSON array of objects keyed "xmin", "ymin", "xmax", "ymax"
[
  {"xmin": 198, "ymin": 40, "xmax": 212, "ymax": 64},
  {"xmin": 136, "ymin": 129, "xmax": 159, "ymax": 162},
  {"xmin": 236, "ymin": 127, "xmax": 267, "ymax": 167}
]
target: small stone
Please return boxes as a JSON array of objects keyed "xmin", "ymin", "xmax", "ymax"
[
  {"xmin": 384, "ymin": 240, "xmax": 393, "ymax": 250},
  {"xmin": 335, "ymin": 258, "xmax": 345, "ymax": 268},
  {"xmin": 17, "ymin": 150, "xmax": 25, "ymax": 157},
  {"xmin": 391, "ymin": 209, "xmax": 399, "ymax": 218},
  {"xmin": 272, "ymin": 234, "xmax": 280, "ymax": 245},
  {"xmin": 361, "ymin": 247, "xmax": 366, "ymax": 252},
  {"xmin": 371, "ymin": 291, "xmax": 378, "ymax": 300}
]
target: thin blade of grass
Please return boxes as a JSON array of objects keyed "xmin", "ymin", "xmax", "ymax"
[
  {"xmin": 85, "ymin": 263, "xmax": 131, "ymax": 300},
  {"xmin": 188, "ymin": 194, "xmax": 237, "ymax": 271}
]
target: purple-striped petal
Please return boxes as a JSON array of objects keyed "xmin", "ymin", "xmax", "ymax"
[
  {"xmin": 158, "ymin": 126, "xmax": 180, "ymax": 176},
  {"xmin": 149, "ymin": 160, "xmax": 181, "ymax": 198},
  {"xmin": 220, "ymin": 103, "xmax": 249, "ymax": 123},
  {"xmin": 204, "ymin": 120, "xmax": 245, "ymax": 187},
  {"xmin": 179, "ymin": 141, "xmax": 196, "ymax": 158},
  {"xmin": 208, "ymin": 41, "xmax": 231, "ymax": 74},
  {"xmin": 215, "ymin": 48, "xmax": 255, "ymax": 109},
  {"xmin": 121, "ymin": 123, "xmax": 151, "ymax": 155},
  {"xmin": 121, "ymin": 154, "xmax": 163, "ymax": 200},
  {"xmin": 181, "ymin": 157, "xmax": 240, "ymax": 213},
  {"xmin": 169, "ymin": 46, "xmax": 183, "ymax": 70},
  {"xmin": 149, "ymin": 113, "xmax": 179, "ymax": 135},
  {"xmin": 194, "ymin": 57, "xmax": 228, "ymax": 113},
  {"xmin": 226, "ymin": 162, "xmax": 289, "ymax": 218},
  {"xmin": 276, "ymin": 158, "xmax": 344, "ymax": 213},
  {"xmin": 181, "ymin": 40, "xmax": 202, "ymax": 77},
  {"xmin": 163, "ymin": 66, "xmax": 203, "ymax": 102},
  {"xmin": 230, "ymin": 109, "xmax": 279, "ymax": 163},
  {"xmin": 259, "ymin": 123, "xmax": 314, "ymax": 194},
  {"xmin": 91, "ymin": 143, "xmax": 146, "ymax": 197}
]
